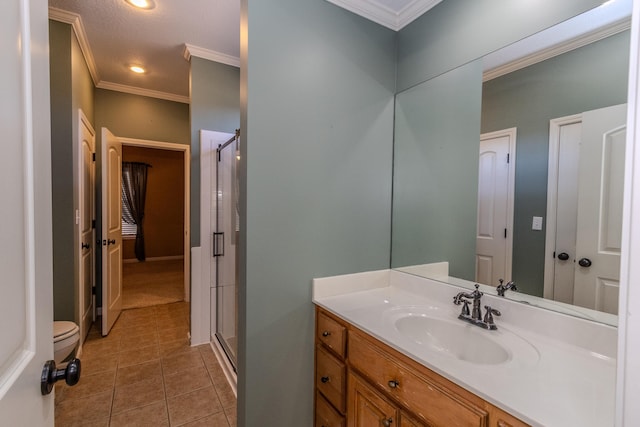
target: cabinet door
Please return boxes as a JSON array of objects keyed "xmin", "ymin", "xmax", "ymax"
[
  {"xmin": 399, "ymin": 411, "xmax": 427, "ymax": 427},
  {"xmin": 347, "ymin": 372, "xmax": 398, "ymax": 427}
]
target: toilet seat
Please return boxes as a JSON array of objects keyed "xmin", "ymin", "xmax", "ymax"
[{"xmin": 54, "ymin": 321, "xmax": 79, "ymax": 342}]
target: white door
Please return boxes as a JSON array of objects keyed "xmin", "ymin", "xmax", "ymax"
[
  {"xmin": 476, "ymin": 129, "xmax": 515, "ymax": 286},
  {"xmin": 0, "ymin": 0, "xmax": 54, "ymax": 423},
  {"xmin": 78, "ymin": 111, "xmax": 95, "ymax": 344},
  {"xmin": 549, "ymin": 118, "xmax": 582, "ymax": 304},
  {"xmin": 573, "ymin": 104, "xmax": 627, "ymax": 313},
  {"xmin": 101, "ymin": 128, "xmax": 123, "ymax": 335}
]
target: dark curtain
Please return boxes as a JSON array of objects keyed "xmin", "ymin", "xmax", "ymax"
[{"xmin": 122, "ymin": 162, "xmax": 150, "ymax": 261}]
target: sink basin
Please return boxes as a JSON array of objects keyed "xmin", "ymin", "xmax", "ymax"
[{"xmin": 394, "ymin": 315, "xmax": 510, "ymax": 365}]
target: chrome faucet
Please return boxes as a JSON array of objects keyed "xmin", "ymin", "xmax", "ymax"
[
  {"xmin": 453, "ymin": 284, "xmax": 501, "ymax": 330},
  {"xmin": 496, "ymin": 279, "xmax": 517, "ymax": 297}
]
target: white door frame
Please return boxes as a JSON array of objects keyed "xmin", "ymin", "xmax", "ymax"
[
  {"xmin": 616, "ymin": 0, "xmax": 640, "ymax": 423},
  {"xmin": 544, "ymin": 113, "xmax": 582, "ymax": 299},
  {"xmin": 118, "ymin": 137, "xmax": 191, "ymax": 303},
  {"xmin": 478, "ymin": 128, "xmax": 516, "ymax": 282}
]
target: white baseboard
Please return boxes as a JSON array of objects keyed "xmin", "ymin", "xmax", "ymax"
[
  {"xmin": 211, "ymin": 337, "xmax": 237, "ymax": 398},
  {"xmin": 123, "ymin": 255, "xmax": 184, "ymax": 264}
]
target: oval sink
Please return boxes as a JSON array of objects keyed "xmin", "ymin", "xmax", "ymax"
[{"xmin": 394, "ymin": 315, "xmax": 510, "ymax": 365}]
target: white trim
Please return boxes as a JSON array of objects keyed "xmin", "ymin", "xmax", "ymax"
[
  {"xmin": 122, "ymin": 255, "xmax": 184, "ymax": 264},
  {"xmin": 97, "ymin": 81, "xmax": 190, "ymax": 104},
  {"xmin": 543, "ymin": 114, "xmax": 583, "ymax": 300},
  {"xmin": 183, "ymin": 44, "xmax": 240, "ymax": 68},
  {"xmin": 118, "ymin": 137, "xmax": 191, "ymax": 304},
  {"xmin": 484, "ymin": 18, "xmax": 631, "ymax": 82},
  {"xmin": 210, "ymin": 338, "xmax": 237, "ymax": 396},
  {"xmin": 48, "ymin": 7, "xmax": 100, "ymax": 87},
  {"xmin": 190, "ymin": 247, "xmax": 207, "ymax": 344},
  {"xmin": 616, "ymin": 0, "xmax": 640, "ymax": 424},
  {"xmin": 325, "ymin": 0, "xmax": 442, "ymax": 31},
  {"xmin": 479, "ymin": 128, "xmax": 516, "ymax": 283}
]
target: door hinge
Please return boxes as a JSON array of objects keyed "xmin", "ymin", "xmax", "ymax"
[
  {"xmin": 91, "ymin": 287, "xmax": 96, "ymax": 295},
  {"xmin": 92, "ymin": 153, "xmax": 96, "ymax": 161},
  {"xmin": 507, "ymin": 153, "xmax": 510, "ymax": 164},
  {"xmin": 92, "ymin": 219, "xmax": 96, "ymax": 229},
  {"xmin": 504, "ymin": 228, "xmax": 507, "ymax": 238}
]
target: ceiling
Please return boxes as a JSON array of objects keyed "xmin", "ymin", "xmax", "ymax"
[{"xmin": 47, "ymin": 0, "xmax": 442, "ymax": 104}]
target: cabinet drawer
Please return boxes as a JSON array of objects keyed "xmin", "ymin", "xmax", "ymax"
[
  {"xmin": 316, "ymin": 391, "xmax": 345, "ymax": 427},
  {"xmin": 317, "ymin": 310, "xmax": 347, "ymax": 358},
  {"xmin": 317, "ymin": 345, "xmax": 346, "ymax": 413},
  {"xmin": 349, "ymin": 331, "xmax": 488, "ymax": 427},
  {"xmin": 347, "ymin": 371, "xmax": 399, "ymax": 427},
  {"xmin": 492, "ymin": 407, "xmax": 530, "ymax": 427}
]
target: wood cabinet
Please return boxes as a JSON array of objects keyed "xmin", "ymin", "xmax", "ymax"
[{"xmin": 315, "ymin": 306, "xmax": 530, "ymax": 427}]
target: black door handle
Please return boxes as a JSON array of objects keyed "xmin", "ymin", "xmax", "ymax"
[
  {"xmin": 557, "ymin": 252, "xmax": 570, "ymax": 261},
  {"xmin": 41, "ymin": 358, "xmax": 81, "ymax": 395},
  {"xmin": 81, "ymin": 242, "xmax": 90, "ymax": 250},
  {"xmin": 578, "ymin": 258, "xmax": 592, "ymax": 267}
]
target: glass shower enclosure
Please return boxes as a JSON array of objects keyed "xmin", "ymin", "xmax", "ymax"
[{"xmin": 213, "ymin": 131, "xmax": 239, "ymax": 370}]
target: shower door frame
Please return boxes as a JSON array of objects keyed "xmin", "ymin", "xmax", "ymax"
[{"xmin": 214, "ymin": 133, "xmax": 239, "ymax": 371}]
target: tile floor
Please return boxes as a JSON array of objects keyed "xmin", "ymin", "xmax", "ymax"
[
  {"xmin": 55, "ymin": 302, "xmax": 236, "ymax": 426},
  {"xmin": 122, "ymin": 260, "xmax": 184, "ymax": 309}
]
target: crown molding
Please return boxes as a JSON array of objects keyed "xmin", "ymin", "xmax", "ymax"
[
  {"xmin": 97, "ymin": 81, "xmax": 190, "ymax": 104},
  {"xmin": 325, "ymin": 0, "xmax": 442, "ymax": 31},
  {"xmin": 483, "ymin": 17, "xmax": 631, "ymax": 82},
  {"xmin": 183, "ymin": 44, "xmax": 240, "ymax": 68},
  {"xmin": 48, "ymin": 7, "xmax": 100, "ymax": 85}
]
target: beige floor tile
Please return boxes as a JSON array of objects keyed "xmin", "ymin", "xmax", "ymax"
[
  {"xmin": 60, "ymin": 370, "xmax": 116, "ymax": 402},
  {"xmin": 161, "ymin": 351, "xmax": 204, "ymax": 376},
  {"xmin": 116, "ymin": 322, "xmax": 158, "ymax": 338},
  {"xmin": 116, "ymin": 359, "xmax": 162, "ymax": 387},
  {"xmin": 120, "ymin": 331, "xmax": 159, "ymax": 348},
  {"xmin": 157, "ymin": 326, "xmax": 189, "ymax": 344},
  {"xmin": 79, "ymin": 352, "xmax": 118, "ymax": 377},
  {"xmin": 108, "ymin": 401, "xmax": 169, "ymax": 427},
  {"xmin": 118, "ymin": 344, "xmax": 160, "ymax": 368},
  {"xmin": 156, "ymin": 315, "xmax": 187, "ymax": 330},
  {"xmin": 167, "ymin": 386, "xmax": 222, "ymax": 426},
  {"xmin": 112, "ymin": 376, "xmax": 165, "ymax": 414},
  {"xmin": 205, "ymin": 361, "xmax": 228, "ymax": 388},
  {"xmin": 82, "ymin": 338, "xmax": 121, "ymax": 358},
  {"xmin": 158, "ymin": 338, "xmax": 194, "ymax": 358},
  {"xmin": 164, "ymin": 365, "xmax": 212, "ymax": 398},
  {"xmin": 177, "ymin": 411, "xmax": 229, "ymax": 427},
  {"xmin": 54, "ymin": 390, "xmax": 112, "ymax": 426},
  {"xmin": 224, "ymin": 406, "xmax": 237, "ymax": 427},
  {"xmin": 213, "ymin": 379, "xmax": 236, "ymax": 409}
]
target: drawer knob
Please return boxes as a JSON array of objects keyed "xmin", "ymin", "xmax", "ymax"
[
  {"xmin": 321, "ymin": 376, "xmax": 330, "ymax": 383},
  {"xmin": 388, "ymin": 379, "xmax": 399, "ymax": 389},
  {"xmin": 382, "ymin": 418, "xmax": 393, "ymax": 427},
  {"xmin": 322, "ymin": 331, "xmax": 331, "ymax": 337}
]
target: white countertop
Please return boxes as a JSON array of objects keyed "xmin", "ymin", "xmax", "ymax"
[{"xmin": 312, "ymin": 269, "xmax": 617, "ymax": 427}]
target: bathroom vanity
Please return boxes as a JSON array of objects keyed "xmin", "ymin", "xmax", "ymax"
[{"xmin": 312, "ymin": 270, "xmax": 617, "ymax": 427}]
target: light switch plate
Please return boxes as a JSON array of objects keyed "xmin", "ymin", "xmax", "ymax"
[{"xmin": 532, "ymin": 216, "xmax": 543, "ymax": 231}]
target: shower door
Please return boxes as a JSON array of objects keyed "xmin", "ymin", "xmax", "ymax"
[{"xmin": 214, "ymin": 135, "xmax": 239, "ymax": 369}]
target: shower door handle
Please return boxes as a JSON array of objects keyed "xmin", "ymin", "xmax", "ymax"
[{"xmin": 213, "ymin": 232, "xmax": 224, "ymax": 257}]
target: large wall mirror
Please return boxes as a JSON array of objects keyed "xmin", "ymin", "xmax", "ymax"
[{"xmin": 391, "ymin": 0, "xmax": 631, "ymax": 326}]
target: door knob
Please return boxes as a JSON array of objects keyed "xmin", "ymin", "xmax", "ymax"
[
  {"xmin": 578, "ymin": 258, "xmax": 592, "ymax": 267},
  {"xmin": 382, "ymin": 418, "xmax": 393, "ymax": 427},
  {"xmin": 557, "ymin": 252, "xmax": 570, "ymax": 261},
  {"xmin": 41, "ymin": 358, "xmax": 81, "ymax": 395}
]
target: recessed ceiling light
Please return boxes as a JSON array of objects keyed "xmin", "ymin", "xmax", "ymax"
[
  {"xmin": 129, "ymin": 65, "xmax": 146, "ymax": 74},
  {"xmin": 125, "ymin": 0, "xmax": 155, "ymax": 10}
]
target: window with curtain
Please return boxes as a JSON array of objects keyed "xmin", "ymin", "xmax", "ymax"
[{"xmin": 121, "ymin": 162, "xmax": 150, "ymax": 261}]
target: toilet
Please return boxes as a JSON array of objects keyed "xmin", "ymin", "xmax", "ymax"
[{"xmin": 53, "ymin": 321, "xmax": 80, "ymax": 364}]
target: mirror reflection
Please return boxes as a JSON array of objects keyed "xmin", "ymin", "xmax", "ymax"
[{"xmin": 391, "ymin": 2, "xmax": 631, "ymax": 325}]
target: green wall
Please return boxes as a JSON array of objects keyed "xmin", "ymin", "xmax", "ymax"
[
  {"xmin": 481, "ymin": 31, "xmax": 630, "ymax": 296},
  {"xmin": 93, "ymin": 89, "xmax": 190, "ymax": 307},
  {"xmin": 189, "ymin": 57, "xmax": 240, "ymax": 247},
  {"xmin": 397, "ymin": 0, "xmax": 602, "ymax": 91},
  {"xmin": 392, "ymin": 60, "xmax": 483, "ymax": 279},
  {"xmin": 49, "ymin": 20, "xmax": 94, "ymax": 322},
  {"xmin": 240, "ymin": 0, "xmax": 396, "ymax": 424}
]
